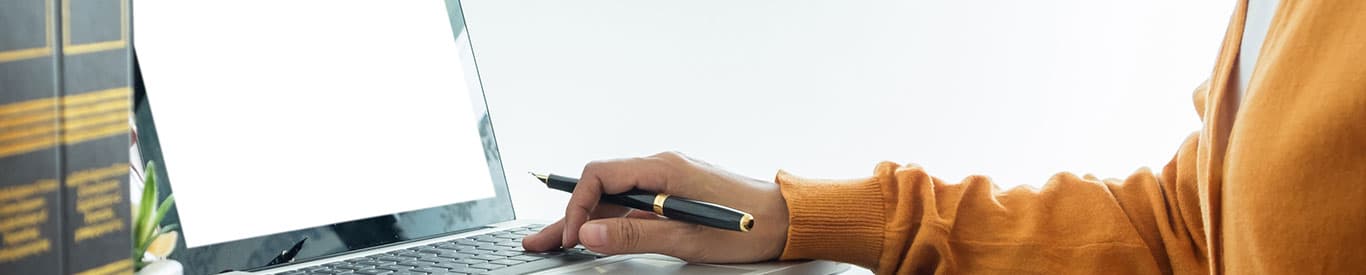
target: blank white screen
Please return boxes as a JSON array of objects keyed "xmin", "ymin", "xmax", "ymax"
[{"xmin": 134, "ymin": 0, "xmax": 496, "ymax": 248}]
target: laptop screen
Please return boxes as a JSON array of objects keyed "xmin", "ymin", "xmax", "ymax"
[{"xmin": 132, "ymin": 0, "xmax": 513, "ymax": 273}]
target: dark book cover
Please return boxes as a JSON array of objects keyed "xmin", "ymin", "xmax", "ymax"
[
  {"xmin": 0, "ymin": 0, "xmax": 65, "ymax": 274},
  {"xmin": 59, "ymin": 0, "xmax": 134, "ymax": 274}
]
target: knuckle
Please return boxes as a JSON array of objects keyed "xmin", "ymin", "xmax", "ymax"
[
  {"xmin": 653, "ymin": 151, "xmax": 686, "ymax": 162},
  {"xmin": 618, "ymin": 219, "xmax": 644, "ymax": 251},
  {"xmin": 582, "ymin": 161, "xmax": 605, "ymax": 174},
  {"xmin": 565, "ymin": 204, "xmax": 592, "ymax": 219}
]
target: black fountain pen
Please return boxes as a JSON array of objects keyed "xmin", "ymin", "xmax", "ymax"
[{"xmin": 530, "ymin": 172, "xmax": 755, "ymax": 232}]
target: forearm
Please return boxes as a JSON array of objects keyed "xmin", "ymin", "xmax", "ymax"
[{"xmin": 776, "ymin": 135, "xmax": 1207, "ymax": 274}]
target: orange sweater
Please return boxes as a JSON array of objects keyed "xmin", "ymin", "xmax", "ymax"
[{"xmin": 774, "ymin": 0, "xmax": 1366, "ymax": 273}]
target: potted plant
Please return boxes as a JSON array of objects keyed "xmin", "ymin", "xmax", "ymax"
[{"xmin": 132, "ymin": 161, "xmax": 182, "ymax": 275}]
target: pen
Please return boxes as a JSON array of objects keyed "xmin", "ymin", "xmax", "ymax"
[{"xmin": 530, "ymin": 172, "xmax": 754, "ymax": 232}]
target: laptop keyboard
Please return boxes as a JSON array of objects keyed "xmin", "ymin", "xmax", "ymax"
[{"xmin": 275, "ymin": 224, "xmax": 603, "ymax": 275}]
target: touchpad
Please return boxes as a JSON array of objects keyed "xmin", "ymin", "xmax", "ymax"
[{"xmin": 560, "ymin": 258, "xmax": 752, "ymax": 275}]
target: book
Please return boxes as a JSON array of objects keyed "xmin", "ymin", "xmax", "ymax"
[
  {"xmin": 60, "ymin": 0, "xmax": 135, "ymax": 274},
  {"xmin": 0, "ymin": 0, "xmax": 64, "ymax": 274}
]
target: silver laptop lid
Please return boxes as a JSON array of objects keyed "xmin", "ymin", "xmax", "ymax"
[{"xmin": 131, "ymin": 1, "xmax": 514, "ymax": 274}]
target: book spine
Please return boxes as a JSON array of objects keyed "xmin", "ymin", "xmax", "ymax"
[
  {"xmin": 0, "ymin": 0, "xmax": 65, "ymax": 274},
  {"xmin": 59, "ymin": 0, "xmax": 135, "ymax": 274}
]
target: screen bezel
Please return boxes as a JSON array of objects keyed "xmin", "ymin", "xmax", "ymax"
[{"xmin": 132, "ymin": 1, "xmax": 515, "ymax": 274}]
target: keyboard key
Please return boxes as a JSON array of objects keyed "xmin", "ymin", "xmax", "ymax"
[
  {"xmin": 335, "ymin": 264, "xmax": 365, "ymax": 271},
  {"xmin": 354, "ymin": 269, "xmax": 391, "ymax": 275},
  {"xmin": 350, "ymin": 260, "xmax": 383, "ymax": 267},
  {"xmin": 508, "ymin": 255, "xmax": 541, "ymax": 262},
  {"xmin": 378, "ymin": 264, "xmax": 411, "ymax": 271},
  {"xmin": 470, "ymin": 254, "xmax": 505, "ymax": 261},
  {"xmin": 382, "ymin": 256, "xmax": 412, "ymax": 263},
  {"xmin": 396, "ymin": 262, "xmax": 433, "ymax": 268},
  {"xmin": 446, "ymin": 266, "xmax": 487, "ymax": 274},
  {"xmin": 415, "ymin": 267, "xmax": 450, "ymax": 273},
  {"xmin": 470, "ymin": 263, "xmax": 507, "ymax": 270},
  {"xmin": 490, "ymin": 259, "xmax": 525, "ymax": 266},
  {"xmin": 452, "ymin": 258, "xmax": 487, "ymax": 265},
  {"xmin": 435, "ymin": 253, "xmax": 470, "ymax": 260},
  {"xmin": 433, "ymin": 263, "xmax": 469, "ymax": 270}
]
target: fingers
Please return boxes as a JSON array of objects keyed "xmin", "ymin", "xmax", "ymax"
[
  {"xmin": 521, "ymin": 219, "xmax": 565, "ymax": 252},
  {"xmin": 562, "ymin": 154, "xmax": 679, "ymax": 248},
  {"xmin": 577, "ymin": 217, "xmax": 712, "ymax": 261},
  {"xmin": 526, "ymin": 203, "xmax": 631, "ymax": 251},
  {"xmin": 561, "ymin": 171, "xmax": 601, "ymax": 249}
]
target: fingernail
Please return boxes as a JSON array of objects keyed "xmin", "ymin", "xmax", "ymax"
[{"xmin": 580, "ymin": 223, "xmax": 608, "ymax": 247}]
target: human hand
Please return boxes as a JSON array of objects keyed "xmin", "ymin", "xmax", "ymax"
[{"xmin": 521, "ymin": 152, "xmax": 789, "ymax": 263}]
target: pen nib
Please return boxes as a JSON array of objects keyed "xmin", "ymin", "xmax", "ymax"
[{"xmin": 528, "ymin": 171, "xmax": 549, "ymax": 182}]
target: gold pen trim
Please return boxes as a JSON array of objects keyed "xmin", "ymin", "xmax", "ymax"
[
  {"xmin": 739, "ymin": 213, "xmax": 754, "ymax": 232},
  {"xmin": 652, "ymin": 194, "xmax": 670, "ymax": 216}
]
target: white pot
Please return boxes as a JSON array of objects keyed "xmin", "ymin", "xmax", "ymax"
[{"xmin": 136, "ymin": 259, "xmax": 183, "ymax": 275}]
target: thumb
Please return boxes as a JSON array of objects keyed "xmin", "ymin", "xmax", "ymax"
[{"xmin": 578, "ymin": 218, "xmax": 707, "ymax": 259}]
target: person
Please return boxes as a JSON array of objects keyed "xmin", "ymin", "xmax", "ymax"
[{"xmin": 521, "ymin": 0, "xmax": 1366, "ymax": 273}]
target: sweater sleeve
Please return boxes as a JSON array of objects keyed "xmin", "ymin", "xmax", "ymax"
[{"xmin": 775, "ymin": 88, "xmax": 1211, "ymax": 275}]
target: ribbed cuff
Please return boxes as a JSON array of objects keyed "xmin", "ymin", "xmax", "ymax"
[{"xmin": 775, "ymin": 170, "xmax": 886, "ymax": 269}]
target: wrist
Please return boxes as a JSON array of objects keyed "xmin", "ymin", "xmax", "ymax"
[{"xmin": 774, "ymin": 170, "xmax": 886, "ymax": 269}]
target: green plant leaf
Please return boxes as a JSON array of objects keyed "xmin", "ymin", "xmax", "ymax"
[
  {"xmin": 148, "ymin": 194, "xmax": 176, "ymax": 244},
  {"xmin": 135, "ymin": 161, "xmax": 158, "ymax": 250}
]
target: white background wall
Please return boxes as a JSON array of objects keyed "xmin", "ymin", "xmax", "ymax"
[{"xmin": 462, "ymin": 0, "xmax": 1234, "ymax": 224}]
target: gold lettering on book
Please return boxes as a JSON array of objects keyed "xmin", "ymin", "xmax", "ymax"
[
  {"xmin": 73, "ymin": 219, "xmax": 122, "ymax": 242},
  {"xmin": 76, "ymin": 192, "xmax": 119, "ymax": 212},
  {"xmin": 60, "ymin": 87, "xmax": 131, "ymax": 146},
  {"xmin": 3, "ymin": 227, "xmax": 40, "ymax": 245},
  {"xmin": 60, "ymin": 87, "xmax": 129, "ymax": 106},
  {"xmin": 65, "ymin": 163, "xmax": 128, "ymax": 187},
  {"xmin": 74, "ymin": 259, "xmax": 133, "ymax": 275},
  {"xmin": 0, "ymin": 197, "xmax": 44, "ymax": 215},
  {"xmin": 83, "ymin": 208, "xmax": 113, "ymax": 224},
  {"xmin": 0, "ymin": 180, "xmax": 58, "ymax": 263},
  {"xmin": 0, "ymin": 86, "xmax": 131, "ymax": 157},
  {"xmin": 78, "ymin": 180, "xmax": 119, "ymax": 198},
  {"xmin": 0, "ymin": 237, "xmax": 50, "ymax": 262},
  {"xmin": 0, "ymin": 210, "xmax": 46, "ymax": 232},
  {"xmin": 0, "ymin": 179, "xmax": 56, "ymax": 201},
  {"xmin": 0, "ymin": 105, "xmax": 56, "ymax": 129},
  {"xmin": 76, "ymin": 193, "xmax": 119, "ymax": 213},
  {"xmin": 66, "ymin": 164, "xmax": 129, "ymax": 243},
  {"xmin": 0, "ymin": 95, "xmax": 59, "ymax": 157}
]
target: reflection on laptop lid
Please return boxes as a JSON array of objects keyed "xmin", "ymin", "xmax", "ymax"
[{"xmin": 132, "ymin": 1, "xmax": 514, "ymax": 273}]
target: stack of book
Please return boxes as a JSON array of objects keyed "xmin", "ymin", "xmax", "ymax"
[{"xmin": 1, "ymin": 0, "xmax": 134, "ymax": 274}]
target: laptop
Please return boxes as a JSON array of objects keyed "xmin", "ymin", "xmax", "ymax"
[{"xmin": 130, "ymin": 0, "xmax": 847, "ymax": 274}]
